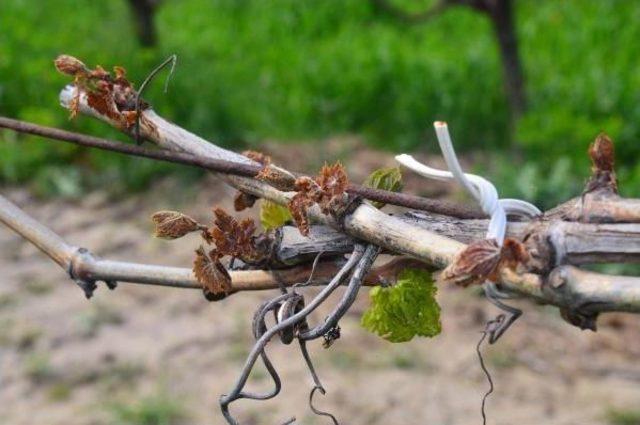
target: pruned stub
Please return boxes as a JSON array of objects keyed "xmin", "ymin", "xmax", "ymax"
[
  {"xmin": 54, "ymin": 55, "xmax": 148, "ymax": 131},
  {"xmin": 539, "ymin": 133, "xmax": 626, "ymax": 330}
]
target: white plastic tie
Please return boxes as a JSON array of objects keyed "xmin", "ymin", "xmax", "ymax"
[{"xmin": 395, "ymin": 121, "xmax": 541, "ymax": 246}]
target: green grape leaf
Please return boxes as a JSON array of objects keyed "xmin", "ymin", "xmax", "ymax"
[
  {"xmin": 260, "ymin": 200, "xmax": 293, "ymax": 230},
  {"xmin": 363, "ymin": 167, "xmax": 403, "ymax": 208},
  {"xmin": 361, "ymin": 268, "xmax": 441, "ymax": 343}
]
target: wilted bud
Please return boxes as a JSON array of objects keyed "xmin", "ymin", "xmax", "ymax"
[
  {"xmin": 439, "ymin": 239, "xmax": 501, "ymax": 287},
  {"xmin": 54, "ymin": 55, "xmax": 87, "ymax": 76},
  {"xmin": 589, "ymin": 132, "xmax": 615, "ymax": 172},
  {"xmin": 151, "ymin": 210, "xmax": 202, "ymax": 239}
]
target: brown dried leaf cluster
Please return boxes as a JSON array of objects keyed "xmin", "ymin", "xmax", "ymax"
[
  {"xmin": 151, "ymin": 211, "xmax": 203, "ymax": 239},
  {"xmin": 439, "ymin": 238, "xmax": 529, "ymax": 287},
  {"xmin": 208, "ymin": 207, "xmax": 260, "ymax": 260},
  {"xmin": 288, "ymin": 162, "xmax": 349, "ymax": 235},
  {"xmin": 316, "ymin": 163, "xmax": 349, "ymax": 200},
  {"xmin": 54, "ymin": 54, "xmax": 144, "ymax": 129},
  {"xmin": 152, "ymin": 206, "xmax": 271, "ymax": 300}
]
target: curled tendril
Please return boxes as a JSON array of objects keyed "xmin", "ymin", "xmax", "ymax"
[
  {"xmin": 220, "ymin": 245, "xmax": 370, "ymax": 424},
  {"xmin": 309, "ymin": 385, "xmax": 339, "ymax": 425},
  {"xmin": 294, "ymin": 250, "xmax": 327, "ymax": 289},
  {"xmin": 300, "ymin": 245, "xmax": 380, "ymax": 341},
  {"xmin": 477, "ymin": 317, "xmax": 502, "ymax": 425},
  {"xmin": 134, "ymin": 54, "xmax": 177, "ymax": 144}
]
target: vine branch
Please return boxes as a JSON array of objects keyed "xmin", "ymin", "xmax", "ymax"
[{"xmin": 0, "ymin": 117, "xmax": 483, "ymax": 219}]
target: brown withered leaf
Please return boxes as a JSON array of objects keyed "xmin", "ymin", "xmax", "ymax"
[
  {"xmin": 289, "ymin": 195, "xmax": 312, "ymax": 236},
  {"xmin": 233, "ymin": 191, "xmax": 258, "ymax": 212},
  {"xmin": 439, "ymin": 239, "xmax": 502, "ymax": 287},
  {"xmin": 54, "ymin": 55, "xmax": 144, "ymax": 128},
  {"xmin": 208, "ymin": 207, "xmax": 258, "ymax": 258},
  {"xmin": 317, "ymin": 162, "xmax": 348, "ymax": 198},
  {"xmin": 151, "ymin": 211, "xmax": 203, "ymax": 239},
  {"xmin": 288, "ymin": 177, "xmax": 320, "ymax": 236},
  {"xmin": 193, "ymin": 247, "xmax": 231, "ymax": 301},
  {"xmin": 86, "ymin": 84, "xmax": 125, "ymax": 125}
]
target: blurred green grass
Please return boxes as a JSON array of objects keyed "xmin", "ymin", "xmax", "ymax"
[{"xmin": 1, "ymin": 0, "xmax": 640, "ymax": 207}]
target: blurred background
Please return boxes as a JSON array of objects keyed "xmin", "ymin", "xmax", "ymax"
[
  {"xmin": 2, "ymin": 1, "xmax": 640, "ymax": 424},
  {"xmin": 2, "ymin": 0, "xmax": 640, "ymax": 207}
]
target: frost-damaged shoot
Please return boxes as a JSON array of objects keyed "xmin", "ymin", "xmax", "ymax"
[{"xmin": 3, "ymin": 55, "xmax": 640, "ymax": 423}]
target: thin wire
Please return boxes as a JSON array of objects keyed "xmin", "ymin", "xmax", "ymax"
[{"xmin": 134, "ymin": 54, "xmax": 178, "ymax": 144}]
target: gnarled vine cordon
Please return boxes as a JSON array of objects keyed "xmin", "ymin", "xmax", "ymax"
[{"xmin": 46, "ymin": 56, "xmax": 640, "ymax": 322}]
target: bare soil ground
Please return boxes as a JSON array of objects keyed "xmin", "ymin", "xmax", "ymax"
[{"xmin": 1, "ymin": 139, "xmax": 640, "ymax": 425}]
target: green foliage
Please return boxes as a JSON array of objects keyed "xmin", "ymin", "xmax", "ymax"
[
  {"xmin": 361, "ymin": 269, "xmax": 441, "ymax": 343},
  {"xmin": 606, "ymin": 407, "xmax": 640, "ymax": 425},
  {"xmin": 3, "ymin": 0, "xmax": 640, "ymax": 198},
  {"xmin": 363, "ymin": 167, "xmax": 403, "ymax": 208},
  {"xmin": 107, "ymin": 393, "xmax": 186, "ymax": 425},
  {"xmin": 259, "ymin": 199, "xmax": 292, "ymax": 230}
]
